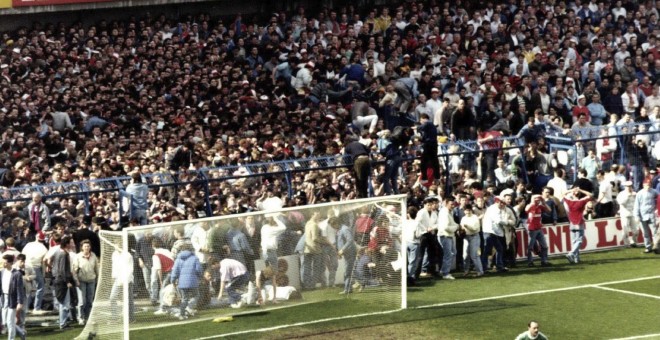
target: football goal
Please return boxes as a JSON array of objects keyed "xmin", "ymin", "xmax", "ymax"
[{"xmin": 77, "ymin": 195, "xmax": 407, "ymax": 339}]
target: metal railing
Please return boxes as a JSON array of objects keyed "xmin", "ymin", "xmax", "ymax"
[{"xmin": 1, "ymin": 121, "xmax": 658, "ymax": 220}]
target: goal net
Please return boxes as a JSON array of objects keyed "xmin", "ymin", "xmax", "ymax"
[{"xmin": 77, "ymin": 195, "xmax": 407, "ymax": 339}]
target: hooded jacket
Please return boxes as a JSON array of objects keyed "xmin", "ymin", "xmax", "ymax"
[{"xmin": 170, "ymin": 250, "xmax": 202, "ymax": 289}]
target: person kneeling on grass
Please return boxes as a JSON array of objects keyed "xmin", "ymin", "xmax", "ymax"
[
  {"xmin": 515, "ymin": 320, "xmax": 548, "ymax": 340},
  {"xmin": 211, "ymin": 258, "xmax": 249, "ymax": 308}
]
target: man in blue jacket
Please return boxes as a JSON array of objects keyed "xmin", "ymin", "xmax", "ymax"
[
  {"xmin": 171, "ymin": 249, "xmax": 202, "ymax": 319},
  {"xmin": 0, "ymin": 254, "xmax": 26, "ymax": 340},
  {"xmin": 126, "ymin": 172, "xmax": 150, "ymax": 226}
]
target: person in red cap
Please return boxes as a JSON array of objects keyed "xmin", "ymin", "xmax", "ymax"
[{"xmin": 564, "ymin": 187, "xmax": 593, "ymax": 264}]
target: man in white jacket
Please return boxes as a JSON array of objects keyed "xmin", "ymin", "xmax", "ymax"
[
  {"xmin": 481, "ymin": 196, "xmax": 516, "ymax": 273},
  {"xmin": 437, "ymin": 196, "xmax": 459, "ymax": 280}
]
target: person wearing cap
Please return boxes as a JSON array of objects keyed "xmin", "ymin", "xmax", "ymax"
[
  {"xmin": 564, "ymin": 187, "xmax": 593, "ymax": 264},
  {"xmin": 572, "ymin": 94, "xmax": 590, "ymax": 124},
  {"xmin": 633, "ymin": 179, "xmax": 658, "ymax": 254},
  {"xmin": 425, "ymin": 88, "xmax": 443, "ymax": 122},
  {"xmin": 414, "ymin": 195, "xmax": 440, "ymax": 278},
  {"xmin": 291, "ymin": 61, "xmax": 313, "ymax": 90},
  {"xmin": 437, "ymin": 196, "xmax": 459, "ymax": 280},
  {"xmin": 525, "ymin": 194, "xmax": 552, "ymax": 267},
  {"xmin": 617, "ymin": 181, "xmax": 639, "ymax": 247},
  {"xmin": 0, "ymin": 254, "xmax": 25, "ymax": 340},
  {"xmin": 481, "ymin": 195, "xmax": 515, "ymax": 273}
]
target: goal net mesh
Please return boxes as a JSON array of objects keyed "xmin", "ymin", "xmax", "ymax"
[{"xmin": 77, "ymin": 195, "xmax": 406, "ymax": 339}]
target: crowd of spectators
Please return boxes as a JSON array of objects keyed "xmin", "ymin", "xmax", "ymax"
[
  {"xmin": 0, "ymin": 0, "xmax": 660, "ymax": 333},
  {"xmin": 0, "ymin": 0, "xmax": 659, "ymax": 227}
]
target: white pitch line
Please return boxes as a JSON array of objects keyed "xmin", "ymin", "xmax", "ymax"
[
  {"xmin": 189, "ymin": 275, "xmax": 660, "ymax": 339},
  {"xmin": 416, "ymin": 275, "xmax": 660, "ymax": 310},
  {"xmin": 609, "ymin": 333, "xmax": 660, "ymax": 340},
  {"xmin": 593, "ymin": 285, "xmax": 660, "ymax": 301}
]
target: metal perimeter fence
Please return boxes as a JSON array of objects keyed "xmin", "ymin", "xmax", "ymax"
[{"xmin": 1, "ymin": 121, "xmax": 658, "ymax": 224}]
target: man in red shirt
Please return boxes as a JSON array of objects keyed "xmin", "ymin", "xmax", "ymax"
[
  {"xmin": 563, "ymin": 187, "xmax": 593, "ymax": 264},
  {"xmin": 525, "ymin": 195, "xmax": 551, "ymax": 267}
]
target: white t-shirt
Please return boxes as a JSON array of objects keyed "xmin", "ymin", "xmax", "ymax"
[{"xmin": 599, "ymin": 180, "xmax": 613, "ymax": 204}]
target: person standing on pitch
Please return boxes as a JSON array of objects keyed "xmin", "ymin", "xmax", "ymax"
[
  {"xmin": 0, "ymin": 254, "xmax": 26, "ymax": 340},
  {"xmin": 564, "ymin": 187, "xmax": 593, "ymax": 264},
  {"xmin": 437, "ymin": 196, "xmax": 458, "ymax": 280},
  {"xmin": 617, "ymin": 181, "xmax": 639, "ymax": 247},
  {"xmin": 414, "ymin": 195, "xmax": 440, "ymax": 278},
  {"xmin": 633, "ymin": 178, "xmax": 658, "ymax": 253},
  {"xmin": 515, "ymin": 320, "xmax": 548, "ymax": 340},
  {"xmin": 525, "ymin": 195, "xmax": 552, "ymax": 267}
]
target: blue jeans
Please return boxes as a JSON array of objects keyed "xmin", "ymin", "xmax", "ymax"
[
  {"xmin": 1, "ymin": 303, "xmax": 23, "ymax": 339},
  {"xmin": 383, "ymin": 156, "xmax": 402, "ymax": 195},
  {"xmin": 179, "ymin": 287, "xmax": 198, "ymax": 315},
  {"xmin": 439, "ymin": 236, "xmax": 455, "ymax": 276},
  {"xmin": 342, "ymin": 251, "xmax": 357, "ymax": 292},
  {"xmin": 132, "ymin": 209, "xmax": 148, "ymax": 225},
  {"xmin": 57, "ymin": 288, "xmax": 71, "ymax": 328},
  {"xmin": 527, "ymin": 229, "xmax": 549, "ymax": 263},
  {"xmin": 34, "ymin": 267, "xmax": 45, "ymax": 310},
  {"xmin": 463, "ymin": 234, "xmax": 483, "ymax": 274},
  {"xmin": 639, "ymin": 219, "xmax": 656, "ymax": 251},
  {"xmin": 569, "ymin": 229, "xmax": 585, "ymax": 262},
  {"xmin": 225, "ymin": 273, "xmax": 249, "ymax": 303},
  {"xmin": 407, "ymin": 242, "xmax": 420, "ymax": 278},
  {"xmin": 80, "ymin": 280, "xmax": 96, "ymax": 320},
  {"xmin": 481, "ymin": 233, "xmax": 504, "ymax": 271}
]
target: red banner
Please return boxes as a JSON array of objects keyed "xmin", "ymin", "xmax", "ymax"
[{"xmin": 13, "ymin": 0, "xmax": 115, "ymax": 6}]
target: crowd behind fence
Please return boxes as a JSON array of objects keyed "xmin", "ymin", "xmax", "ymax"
[{"xmin": 2, "ymin": 121, "xmax": 659, "ymax": 229}]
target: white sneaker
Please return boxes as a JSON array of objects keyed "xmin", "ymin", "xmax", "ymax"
[
  {"xmin": 154, "ymin": 309, "xmax": 168, "ymax": 315},
  {"xmin": 230, "ymin": 301, "xmax": 244, "ymax": 309},
  {"xmin": 185, "ymin": 307, "xmax": 197, "ymax": 317},
  {"xmin": 442, "ymin": 274, "xmax": 455, "ymax": 280}
]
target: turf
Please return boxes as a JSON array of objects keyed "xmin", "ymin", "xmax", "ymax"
[{"xmin": 31, "ymin": 248, "xmax": 660, "ymax": 339}]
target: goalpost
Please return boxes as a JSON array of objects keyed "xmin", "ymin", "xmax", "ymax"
[{"xmin": 77, "ymin": 195, "xmax": 407, "ymax": 339}]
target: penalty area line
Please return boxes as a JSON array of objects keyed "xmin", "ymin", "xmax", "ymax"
[
  {"xmin": 415, "ymin": 275, "xmax": 660, "ymax": 309},
  {"xmin": 190, "ymin": 275, "xmax": 660, "ymax": 339},
  {"xmin": 609, "ymin": 333, "xmax": 660, "ymax": 340},
  {"xmin": 592, "ymin": 285, "xmax": 660, "ymax": 301}
]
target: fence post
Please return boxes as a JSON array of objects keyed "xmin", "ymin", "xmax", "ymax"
[
  {"xmin": 80, "ymin": 183, "xmax": 91, "ymax": 216},
  {"xmin": 198, "ymin": 171, "xmax": 213, "ymax": 218},
  {"xmin": 284, "ymin": 169, "xmax": 294, "ymax": 199},
  {"xmin": 443, "ymin": 150, "xmax": 451, "ymax": 195}
]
